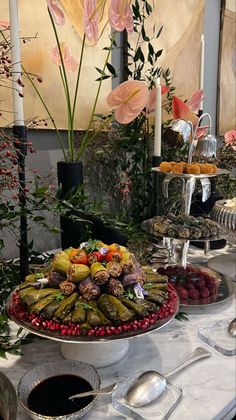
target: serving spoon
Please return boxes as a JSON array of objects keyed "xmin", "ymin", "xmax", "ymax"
[
  {"xmin": 126, "ymin": 347, "xmax": 211, "ymax": 407},
  {"xmin": 69, "ymin": 382, "xmax": 117, "ymax": 400},
  {"xmin": 228, "ymin": 318, "xmax": 236, "ymax": 337}
]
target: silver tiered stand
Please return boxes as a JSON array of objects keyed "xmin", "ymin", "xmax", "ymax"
[{"xmin": 144, "ymin": 168, "xmax": 229, "ymax": 268}]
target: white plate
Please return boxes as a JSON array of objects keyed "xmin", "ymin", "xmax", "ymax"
[{"xmin": 208, "ymin": 254, "xmax": 236, "ymax": 281}]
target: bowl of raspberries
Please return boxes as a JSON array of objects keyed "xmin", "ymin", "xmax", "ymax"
[{"xmin": 157, "ymin": 265, "xmax": 222, "ymax": 306}]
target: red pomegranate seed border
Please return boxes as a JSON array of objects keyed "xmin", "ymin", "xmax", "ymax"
[{"xmin": 9, "ymin": 284, "xmax": 178, "ymax": 338}]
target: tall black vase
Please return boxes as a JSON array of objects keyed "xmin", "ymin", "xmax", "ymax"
[
  {"xmin": 57, "ymin": 161, "xmax": 128, "ymax": 248},
  {"xmin": 57, "ymin": 161, "xmax": 85, "ymax": 249}
]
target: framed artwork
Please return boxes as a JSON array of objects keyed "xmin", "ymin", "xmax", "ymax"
[
  {"xmin": 1, "ymin": 0, "xmax": 205, "ymax": 129},
  {"xmin": 217, "ymin": 0, "xmax": 236, "ymax": 134}
]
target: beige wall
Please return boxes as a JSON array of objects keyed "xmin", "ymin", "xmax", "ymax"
[{"xmin": 218, "ymin": 1, "xmax": 236, "ymax": 133}]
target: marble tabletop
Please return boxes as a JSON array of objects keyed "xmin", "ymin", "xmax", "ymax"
[{"xmin": 1, "ymin": 290, "xmax": 236, "ymax": 420}]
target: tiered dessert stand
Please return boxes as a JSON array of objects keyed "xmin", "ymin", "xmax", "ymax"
[{"xmin": 142, "ymin": 167, "xmax": 229, "ymax": 268}]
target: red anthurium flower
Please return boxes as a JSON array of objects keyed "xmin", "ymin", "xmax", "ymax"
[
  {"xmin": 47, "ymin": 0, "xmax": 65, "ymax": 26},
  {"xmin": 146, "ymin": 86, "xmax": 169, "ymax": 114},
  {"xmin": 107, "ymin": 80, "xmax": 149, "ymax": 124},
  {"xmin": 51, "ymin": 43, "xmax": 78, "ymax": 72},
  {"xmin": 109, "ymin": 0, "xmax": 134, "ymax": 33},
  {"xmin": 172, "ymin": 95, "xmax": 198, "ymax": 125},
  {"xmin": 188, "ymin": 89, "xmax": 204, "ymax": 114},
  {"xmin": 83, "ymin": 0, "xmax": 99, "ymax": 43},
  {"xmin": 0, "ymin": 19, "xmax": 10, "ymax": 29},
  {"xmin": 224, "ymin": 129, "xmax": 236, "ymax": 151},
  {"xmin": 172, "ymin": 95, "xmax": 209, "ymax": 139}
]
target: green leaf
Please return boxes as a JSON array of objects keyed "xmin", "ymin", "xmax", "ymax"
[
  {"xmin": 95, "ymin": 75, "xmax": 110, "ymax": 82},
  {"xmin": 134, "ymin": 46, "xmax": 144, "ymax": 63},
  {"xmin": 175, "ymin": 311, "xmax": 189, "ymax": 321},
  {"xmin": 156, "ymin": 25, "xmax": 163, "ymax": 39},
  {"xmin": 141, "ymin": 26, "xmax": 149, "ymax": 42},
  {"xmin": 17, "ymin": 327, "xmax": 23, "ymax": 337},
  {"xmin": 148, "ymin": 42, "xmax": 154, "ymax": 56},
  {"xmin": 155, "ymin": 49, "xmax": 163, "ymax": 59},
  {"xmin": 106, "ymin": 63, "xmax": 117, "ymax": 76},
  {"xmin": 146, "ymin": 3, "xmax": 152, "ymax": 14},
  {"xmin": 95, "ymin": 67, "xmax": 104, "ymax": 75},
  {"xmin": 0, "ymin": 348, "xmax": 7, "ymax": 359}
]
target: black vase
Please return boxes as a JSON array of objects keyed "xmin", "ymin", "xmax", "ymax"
[{"xmin": 57, "ymin": 161, "xmax": 85, "ymax": 249}]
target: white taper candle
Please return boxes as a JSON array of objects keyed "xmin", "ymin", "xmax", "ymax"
[
  {"xmin": 154, "ymin": 77, "xmax": 162, "ymax": 157},
  {"xmin": 199, "ymin": 34, "xmax": 205, "ymax": 111},
  {"xmin": 9, "ymin": 0, "xmax": 24, "ymax": 126}
]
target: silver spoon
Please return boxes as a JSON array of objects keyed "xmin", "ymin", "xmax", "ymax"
[
  {"xmin": 126, "ymin": 347, "xmax": 211, "ymax": 407},
  {"xmin": 69, "ymin": 382, "xmax": 117, "ymax": 400},
  {"xmin": 228, "ymin": 318, "xmax": 236, "ymax": 337}
]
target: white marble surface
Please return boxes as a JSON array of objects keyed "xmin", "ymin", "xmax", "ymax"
[{"xmin": 1, "ymin": 292, "xmax": 236, "ymax": 420}]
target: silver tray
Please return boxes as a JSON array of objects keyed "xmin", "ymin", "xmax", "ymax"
[
  {"xmin": 141, "ymin": 218, "xmax": 224, "ymax": 242},
  {"xmin": 7, "ymin": 288, "xmax": 179, "ymax": 344},
  {"xmin": 179, "ymin": 273, "xmax": 234, "ymax": 308},
  {"xmin": 152, "ymin": 167, "xmax": 230, "ymax": 179}
]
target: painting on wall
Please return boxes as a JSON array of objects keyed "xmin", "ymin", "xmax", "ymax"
[
  {"xmin": 0, "ymin": 0, "xmax": 112, "ymax": 130},
  {"xmin": 218, "ymin": 0, "xmax": 236, "ymax": 134},
  {"xmin": 0, "ymin": 0, "xmax": 205, "ymax": 130}
]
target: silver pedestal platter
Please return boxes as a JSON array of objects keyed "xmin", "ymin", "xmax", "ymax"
[{"xmin": 7, "ymin": 288, "xmax": 179, "ymax": 368}]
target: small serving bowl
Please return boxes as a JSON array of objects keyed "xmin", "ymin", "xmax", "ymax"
[
  {"xmin": 0, "ymin": 371, "xmax": 17, "ymax": 420},
  {"xmin": 17, "ymin": 360, "xmax": 101, "ymax": 420}
]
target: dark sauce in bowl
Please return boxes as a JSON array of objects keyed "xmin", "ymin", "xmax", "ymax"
[{"xmin": 27, "ymin": 374, "xmax": 94, "ymax": 416}]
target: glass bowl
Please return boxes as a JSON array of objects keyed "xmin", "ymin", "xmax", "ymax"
[
  {"xmin": 112, "ymin": 370, "xmax": 183, "ymax": 419},
  {"xmin": 17, "ymin": 360, "xmax": 100, "ymax": 419}
]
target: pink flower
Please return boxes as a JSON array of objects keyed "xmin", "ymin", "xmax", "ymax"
[
  {"xmin": 146, "ymin": 86, "xmax": 169, "ymax": 114},
  {"xmin": 172, "ymin": 94, "xmax": 208, "ymax": 139},
  {"xmin": 187, "ymin": 89, "xmax": 204, "ymax": 114},
  {"xmin": 109, "ymin": 0, "xmax": 133, "ymax": 33},
  {"xmin": 107, "ymin": 80, "xmax": 149, "ymax": 124},
  {"xmin": 224, "ymin": 129, "xmax": 236, "ymax": 151},
  {"xmin": 47, "ymin": 0, "xmax": 65, "ymax": 26},
  {"xmin": 0, "ymin": 19, "xmax": 10, "ymax": 29},
  {"xmin": 51, "ymin": 43, "xmax": 78, "ymax": 72},
  {"xmin": 83, "ymin": 0, "xmax": 99, "ymax": 43}
]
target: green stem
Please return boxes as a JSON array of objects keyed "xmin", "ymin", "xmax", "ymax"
[
  {"xmin": 48, "ymin": 8, "xmax": 74, "ymax": 160},
  {"xmin": 59, "ymin": 66, "xmax": 73, "ymax": 160},
  {"xmin": 72, "ymin": 34, "xmax": 86, "ymax": 124},
  {"xmin": 77, "ymin": 32, "xmax": 116, "ymax": 160}
]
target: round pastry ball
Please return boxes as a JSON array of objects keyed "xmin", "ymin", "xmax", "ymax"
[
  {"xmin": 186, "ymin": 163, "xmax": 201, "ymax": 174},
  {"xmin": 159, "ymin": 161, "xmax": 172, "ymax": 172}
]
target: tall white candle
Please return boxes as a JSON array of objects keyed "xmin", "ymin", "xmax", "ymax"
[
  {"xmin": 199, "ymin": 34, "xmax": 205, "ymax": 111},
  {"xmin": 9, "ymin": 0, "xmax": 24, "ymax": 126},
  {"xmin": 154, "ymin": 77, "xmax": 162, "ymax": 157}
]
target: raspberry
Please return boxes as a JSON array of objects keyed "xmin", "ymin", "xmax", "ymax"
[
  {"xmin": 205, "ymin": 276, "xmax": 216, "ymax": 286},
  {"xmin": 188, "ymin": 288, "xmax": 200, "ymax": 299},
  {"xmin": 175, "ymin": 286, "xmax": 188, "ymax": 300},
  {"xmin": 185, "ymin": 281, "xmax": 195, "ymax": 290},
  {"xmin": 208, "ymin": 285, "xmax": 218, "ymax": 295},
  {"xmin": 199, "ymin": 287, "xmax": 210, "ymax": 298},
  {"xmin": 195, "ymin": 279, "xmax": 206, "ymax": 289}
]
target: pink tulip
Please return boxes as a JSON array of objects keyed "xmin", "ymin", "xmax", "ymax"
[
  {"xmin": 146, "ymin": 85, "xmax": 169, "ymax": 114},
  {"xmin": 0, "ymin": 19, "xmax": 10, "ymax": 29},
  {"xmin": 51, "ymin": 43, "xmax": 78, "ymax": 72},
  {"xmin": 47, "ymin": 0, "xmax": 65, "ymax": 26},
  {"xmin": 83, "ymin": 0, "xmax": 99, "ymax": 43},
  {"xmin": 109, "ymin": 0, "xmax": 133, "ymax": 33},
  {"xmin": 107, "ymin": 80, "xmax": 149, "ymax": 124},
  {"xmin": 224, "ymin": 129, "xmax": 236, "ymax": 151}
]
